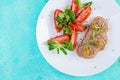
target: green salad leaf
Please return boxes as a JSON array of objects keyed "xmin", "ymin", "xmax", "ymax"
[
  {"xmin": 47, "ymin": 40, "xmax": 68, "ymax": 55},
  {"xmin": 68, "ymin": 10, "xmax": 75, "ymax": 21},
  {"xmin": 75, "ymin": 0, "xmax": 81, "ymax": 6},
  {"xmin": 47, "ymin": 40, "xmax": 74, "ymax": 55},
  {"xmin": 57, "ymin": 24, "xmax": 63, "ymax": 28},
  {"xmin": 64, "ymin": 40, "xmax": 74, "ymax": 51},
  {"xmin": 82, "ymin": 2, "xmax": 92, "ymax": 8}
]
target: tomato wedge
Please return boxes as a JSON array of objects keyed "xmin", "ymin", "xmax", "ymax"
[
  {"xmin": 48, "ymin": 34, "xmax": 70, "ymax": 43},
  {"xmin": 71, "ymin": 0, "xmax": 80, "ymax": 14},
  {"xmin": 54, "ymin": 9, "xmax": 63, "ymax": 33},
  {"xmin": 69, "ymin": 22, "xmax": 86, "ymax": 32},
  {"xmin": 71, "ymin": 30, "xmax": 77, "ymax": 49},
  {"xmin": 75, "ymin": 6, "xmax": 92, "ymax": 23}
]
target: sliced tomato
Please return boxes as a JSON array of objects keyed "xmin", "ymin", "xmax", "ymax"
[
  {"xmin": 75, "ymin": 24, "xmax": 86, "ymax": 32},
  {"xmin": 75, "ymin": 6, "xmax": 92, "ymax": 23},
  {"xmin": 71, "ymin": 0, "xmax": 80, "ymax": 14},
  {"xmin": 71, "ymin": 30, "xmax": 77, "ymax": 49},
  {"xmin": 69, "ymin": 22, "xmax": 76, "ymax": 30},
  {"xmin": 48, "ymin": 34, "xmax": 70, "ymax": 43},
  {"xmin": 54, "ymin": 9, "xmax": 63, "ymax": 33},
  {"xmin": 69, "ymin": 22, "xmax": 86, "ymax": 32}
]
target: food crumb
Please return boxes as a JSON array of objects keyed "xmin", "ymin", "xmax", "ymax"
[
  {"xmin": 106, "ymin": 18, "xmax": 109, "ymax": 24},
  {"xmin": 48, "ymin": 15, "xmax": 51, "ymax": 17},
  {"xmin": 94, "ymin": 66, "xmax": 97, "ymax": 68},
  {"xmin": 112, "ymin": 49, "xmax": 115, "ymax": 52},
  {"xmin": 93, "ymin": 7, "xmax": 96, "ymax": 10}
]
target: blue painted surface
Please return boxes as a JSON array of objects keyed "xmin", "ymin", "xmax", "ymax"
[{"xmin": 0, "ymin": 0, "xmax": 120, "ymax": 80}]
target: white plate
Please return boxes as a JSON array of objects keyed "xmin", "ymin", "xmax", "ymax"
[{"xmin": 36, "ymin": 0, "xmax": 120, "ymax": 76}]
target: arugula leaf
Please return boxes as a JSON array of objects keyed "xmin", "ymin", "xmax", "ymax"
[
  {"xmin": 47, "ymin": 41, "xmax": 53, "ymax": 45},
  {"xmin": 64, "ymin": 7, "xmax": 75, "ymax": 22},
  {"xmin": 47, "ymin": 42, "xmax": 56, "ymax": 50},
  {"xmin": 47, "ymin": 37, "xmax": 74, "ymax": 55},
  {"xmin": 63, "ymin": 25, "xmax": 72, "ymax": 35},
  {"xmin": 47, "ymin": 40, "xmax": 68, "ymax": 55},
  {"xmin": 64, "ymin": 9, "xmax": 69, "ymax": 15},
  {"xmin": 57, "ymin": 24, "xmax": 63, "ymax": 28},
  {"xmin": 75, "ymin": 0, "xmax": 81, "ymax": 6},
  {"xmin": 64, "ymin": 6, "xmax": 70, "ymax": 14},
  {"xmin": 56, "ymin": 15, "xmax": 62, "ymax": 22},
  {"xmin": 60, "ymin": 47, "xmax": 67, "ymax": 55},
  {"xmin": 56, "ymin": 8, "xmax": 75, "ymax": 24},
  {"xmin": 56, "ymin": 48, "xmax": 60, "ymax": 54},
  {"xmin": 64, "ymin": 40, "xmax": 74, "ymax": 51},
  {"xmin": 63, "ymin": 19, "xmax": 68, "ymax": 24},
  {"xmin": 65, "ymin": 15, "xmax": 70, "ymax": 22},
  {"xmin": 68, "ymin": 10, "xmax": 75, "ymax": 21},
  {"xmin": 82, "ymin": 2, "xmax": 92, "ymax": 8},
  {"xmin": 65, "ymin": 25, "xmax": 71, "ymax": 31},
  {"xmin": 58, "ymin": 12, "xmax": 64, "ymax": 19},
  {"xmin": 48, "ymin": 45, "xmax": 56, "ymax": 50}
]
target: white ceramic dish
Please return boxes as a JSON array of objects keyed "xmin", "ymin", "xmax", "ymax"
[{"xmin": 36, "ymin": 0, "xmax": 120, "ymax": 76}]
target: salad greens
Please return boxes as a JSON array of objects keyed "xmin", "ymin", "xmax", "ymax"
[
  {"xmin": 47, "ymin": 40, "xmax": 74, "ymax": 55},
  {"xmin": 82, "ymin": 2, "xmax": 92, "ymax": 8},
  {"xmin": 47, "ymin": 0, "xmax": 93, "ymax": 55}
]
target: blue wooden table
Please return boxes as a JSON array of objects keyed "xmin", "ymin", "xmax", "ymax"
[{"xmin": 0, "ymin": 0, "xmax": 120, "ymax": 80}]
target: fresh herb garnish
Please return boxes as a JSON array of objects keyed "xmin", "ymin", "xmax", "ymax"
[
  {"xmin": 47, "ymin": 40, "xmax": 67, "ymax": 55},
  {"xmin": 56, "ymin": 48, "xmax": 60, "ymax": 54},
  {"xmin": 75, "ymin": 0, "xmax": 81, "ymax": 6},
  {"xmin": 64, "ymin": 40, "xmax": 74, "ymax": 51},
  {"xmin": 68, "ymin": 10, "xmax": 75, "ymax": 21},
  {"xmin": 82, "ymin": 41, "xmax": 91, "ymax": 47},
  {"xmin": 57, "ymin": 24, "xmax": 63, "ymax": 28},
  {"xmin": 90, "ymin": 31, "xmax": 96, "ymax": 40},
  {"xmin": 56, "ymin": 7, "xmax": 75, "ymax": 23},
  {"xmin": 56, "ymin": 15, "xmax": 62, "ymax": 22},
  {"xmin": 58, "ymin": 12, "xmax": 65, "ymax": 19},
  {"xmin": 65, "ymin": 15, "xmax": 70, "ymax": 22},
  {"xmin": 82, "ymin": 2, "xmax": 92, "ymax": 8},
  {"xmin": 56, "ymin": 7, "xmax": 75, "ymax": 35},
  {"xmin": 63, "ymin": 25, "xmax": 72, "ymax": 35},
  {"xmin": 47, "ymin": 40, "xmax": 74, "ymax": 55},
  {"xmin": 47, "ymin": 41, "xmax": 56, "ymax": 50},
  {"xmin": 82, "ymin": 22, "xmax": 107, "ymax": 48},
  {"xmin": 64, "ymin": 6, "xmax": 70, "ymax": 14},
  {"xmin": 60, "ymin": 47, "xmax": 67, "ymax": 55}
]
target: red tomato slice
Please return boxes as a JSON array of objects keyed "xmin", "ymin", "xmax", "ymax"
[
  {"xmin": 48, "ymin": 34, "xmax": 70, "ymax": 43},
  {"xmin": 71, "ymin": 30, "xmax": 77, "ymax": 49},
  {"xmin": 54, "ymin": 9, "xmax": 63, "ymax": 33},
  {"xmin": 71, "ymin": 0, "xmax": 80, "ymax": 14},
  {"xmin": 69, "ymin": 22, "xmax": 76, "ymax": 30},
  {"xmin": 69, "ymin": 22, "xmax": 86, "ymax": 32},
  {"xmin": 76, "ymin": 24, "xmax": 86, "ymax": 32},
  {"xmin": 75, "ymin": 6, "xmax": 92, "ymax": 23}
]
